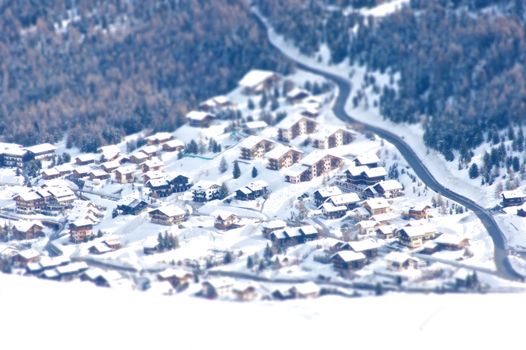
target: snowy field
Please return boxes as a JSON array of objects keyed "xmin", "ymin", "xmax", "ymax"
[{"xmin": 0, "ymin": 273, "xmax": 523, "ymax": 350}]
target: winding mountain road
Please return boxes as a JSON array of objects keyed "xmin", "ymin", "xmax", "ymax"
[{"xmin": 253, "ymin": 11, "xmax": 524, "ymax": 281}]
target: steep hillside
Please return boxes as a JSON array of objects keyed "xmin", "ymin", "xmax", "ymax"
[
  {"xmin": 0, "ymin": 0, "xmax": 282, "ymax": 151},
  {"xmin": 256, "ymin": 0, "xmax": 526, "ymax": 164}
]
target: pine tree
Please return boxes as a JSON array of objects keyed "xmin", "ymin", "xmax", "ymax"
[
  {"xmin": 251, "ymin": 166, "xmax": 258, "ymax": 178},
  {"xmin": 232, "ymin": 160, "xmax": 241, "ymax": 179},
  {"xmin": 218, "ymin": 183, "xmax": 229, "ymax": 199},
  {"xmin": 512, "ymin": 156, "xmax": 520, "ymax": 172},
  {"xmin": 247, "ymin": 98, "xmax": 255, "ymax": 110},
  {"xmin": 468, "ymin": 163, "xmax": 479, "ymax": 179},
  {"xmin": 246, "ymin": 256, "xmax": 254, "ymax": 269},
  {"xmin": 259, "ymin": 93, "xmax": 268, "ymax": 109},
  {"xmin": 219, "ymin": 157, "xmax": 228, "ymax": 173},
  {"xmin": 263, "ymin": 244, "xmax": 273, "ymax": 260},
  {"xmin": 223, "ymin": 252, "xmax": 232, "ymax": 264}
]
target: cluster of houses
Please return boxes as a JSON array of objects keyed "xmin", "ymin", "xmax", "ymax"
[{"xmin": 0, "ymin": 142, "xmax": 57, "ymax": 168}]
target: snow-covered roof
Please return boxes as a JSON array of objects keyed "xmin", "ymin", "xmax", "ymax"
[
  {"xmin": 364, "ymin": 198, "xmax": 390, "ymax": 210},
  {"xmin": 277, "ymin": 114, "xmax": 316, "ymax": 130},
  {"xmin": 71, "ymin": 219, "xmax": 94, "ymax": 228},
  {"xmin": 98, "ymin": 145, "xmax": 120, "ymax": 158},
  {"xmin": 116, "ymin": 165, "xmax": 136, "ymax": 175},
  {"xmin": 76, "ymin": 154, "xmax": 97, "ymax": 162},
  {"xmin": 18, "ymin": 248, "xmax": 40, "ymax": 260},
  {"xmin": 2, "ymin": 147, "xmax": 27, "ymax": 157},
  {"xmin": 56, "ymin": 262, "xmax": 88, "ymax": 275},
  {"xmin": 321, "ymin": 202, "xmax": 347, "ymax": 213},
  {"xmin": 301, "ymin": 150, "xmax": 332, "ymax": 166},
  {"xmin": 346, "ymin": 165, "xmax": 368, "ymax": 177},
  {"xmin": 14, "ymin": 221, "xmax": 43, "ymax": 233},
  {"xmin": 214, "ymin": 210, "xmax": 238, "ymax": 221},
  {"xmin": 265, "ymin": 144, "xmax": 301, "ymax": 160},
  {"xmin": 328, "ymin": 193, "xmax": 360, "ymax": 206},
  {"xmin": 55, "ymin": 163, "xmax": 74, "ymax": 173},
  {"xmin": 291, "ymin": 281, "xmax": 320, "ymax": 295},
  {"xmin": 282, "ymin": 163, "xmax": 309, "ymax": 177},
  {"xmin": 146, "ymin": 132, "xmax": 173, "ymax": 143},
  {"xmin": 193, "ymin": 180, "xmax": 220, "ymax": 190},
  {"xmin": 347, "ymin": 239, "xmax": 381, "ymax": 252},
  {"xmin": 163, "ymin": 139, "xmax": 184, "ymax": 148},
  {"xmin": 246, "ymin": 180, "xmax": 269, "ymax": 192},
  {"xmin": 90, "ymin": 169, "xmax": 109, "ymax": 177},
  {"xmin": 385, "ymin": 252, "xmax": 413, "ymax": 264},
  {"xmin": 355, "ymin": 220, "xmax": 378, "ymax": 229},
  {"xmin": 376, "ymin": 224, "xmax": 397, "ymax": 234},
  {"xmin": 131, "ymin": 151, "xmax": 148, "ymax": 160},
  {"xmin": 355, "ymin": 154, "xmax": 380, "ymax": 166},
  {"xmin": 364, "ymin": 167, "xmax": 387, "ymax": 178},
  {"xmin": 144, "ymin": 170, "xmax": 165, "ymax": 180},
  {"xmin": 501, "ymin": 190, "xmax": 525, "ymax": 200},
  {"xmin": 238, "ymin": 69, "xmax": 277, "ymax": 88},
  {"xmin": 16, "ymin": 191, "xmax": 41, "ymax": 202},
  {"xmin": 332, "ymin": 250, "xmax": 366, "ymax": 262},
  {"xmin": 74, "ymin": 165, "xmax": 91, "ymax": 175},
  {"xmin": 24, "ymin": 143, "xmax": 56, "ymax": 155},
  {"xmin": 315, "ymin": 186, "xmax": 342, "ymax": 199},
  {"xmin": 245, "ymin": 121, "xmax": 268, "ymax": 130},
  {"xmin": 158, "ymin": 268, "xmax": 192, "ymax": 280},
  {"xmin": 101, "ymin": 160, "xmax": 121, "ymax": 170},
  {"xmin": 143, "ymin": 157, "xmax": 164, "ymax": 168},
  {"xmin": 375, "ymin": 179, "xmax": 403, "ymax": 192},
  {"xmin": 434, "ymin": 233, "xmax": 468, "ymax": 245},
  {"xmin": 152, "ymin": 205, "xmax": 185, "ymax": 217},
  {"xmin": 409, "ymin": 204, "xmax": 431, "ymax": 212},
  {"xmin": 147, "ymin": 178, "xmax": 169, "ymax": 188},
  {"xmin": 239, "ymin": 135, "xmax": 266, "ymax": 149},
  {"xmin": 46, "ymin": 185, "xmax": 75, "ymax": 199},
  {"xmin": 187, "ymin": 110, "xmax": 214, "ymax": 121},
  {"xmin": 261, "ymin": 219, "xmax": 286, "ymax": 230},
  {"xmin": 286, "ymin": 87, "xmax": 310, "ymax": 99},
  {"xmin": 400, "ymin": 225, "xmax": 435, "ymax": 238},
  {"xmin": 370, "ymin": 212, "xmax": 398, "ymax": 222},
  {"xmin": 141, "ymin": 145, "xmax": 158, "ymax": 155},
  {"xmin": 299, "ymin": 225, "xmax": 317, "ymax": 235},
  {"xmin": 42, "ymin": 168, "xmax": 60, "ymax": 177}
]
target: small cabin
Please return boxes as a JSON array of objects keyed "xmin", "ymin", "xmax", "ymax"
[
  {"xmin": 214, "ymin": 212, "xmax": 241, "ymax": 230},
  {"xmin": 149, "ymin": 206, "xmax": 186, "ymax": 226}
]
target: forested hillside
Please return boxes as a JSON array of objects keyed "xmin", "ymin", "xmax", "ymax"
[
  {"xmin": 0, "ymin": 0, "xmax": 281, "ymax": 151},
  {"xmin": 256, "ymin": 0, "xmax": 526, "ymax": 163}
]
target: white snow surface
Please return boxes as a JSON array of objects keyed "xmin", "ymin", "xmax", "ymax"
[{"xmin": 0, "ymin": 273, "xmax": 524, "ymax": 350}]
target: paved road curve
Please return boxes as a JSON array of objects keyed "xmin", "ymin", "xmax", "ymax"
[{"xmin": 253, "ymin": 11, "xmax": 523, "ymax": 281}]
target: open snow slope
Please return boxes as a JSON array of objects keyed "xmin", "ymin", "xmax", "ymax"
[{"xmin": 0, "ymin": 273, "xmax": 523, "ymax": 350}]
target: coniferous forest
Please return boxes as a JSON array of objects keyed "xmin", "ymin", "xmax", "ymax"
[
  {"xmin": 256, "ymin": 0, "xmax": 526, "ymax": 162},
  {"xmin": 0, "ymin": 0, "xmax": 283, "ymax": 151}
]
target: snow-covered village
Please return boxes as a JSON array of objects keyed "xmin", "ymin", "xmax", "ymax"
[{"xmin": 0, "ymin": 64, "xmax": 523, "ymax": 302}]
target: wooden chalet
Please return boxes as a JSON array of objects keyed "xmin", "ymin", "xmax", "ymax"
[
  {"xmin": 25, "ymin": 143, "xmax": 56, "ymax": 161},
  {"xmin": 232, "ymin": 284, "xmax": 257, "ymax": 302},
  {"xmin": 312, "ymin": 127, "xmax": 354, "ymax": 149},
  {"xmin": 239, "ymin": 136, "xmax": 275, "ymax": 160},
  {"xmin": 235, "ymin": 180, "xmax": 269, "ymax": 200},
  {"xmin": 434, "ymin": 233, "xmax": 470, "ymax": 251},
  {"xmin": 1, "ymin": 146, "xmax": 26, "ymax": 168},
  {"xmin": 192, "ymin": 181, "xmax": 221, "ymax": 202},
  {"xmin": 214, "ymin": 211, "xmax": 241, "ymax": 230},
  {"xmin": 168, "ymin": 174, "xmax": 192, "ymax": 193},
  {"xmin": 130, "ymin": 151, "xmax": 149, "ymax": 164},
  {"xmin": 42, "ymin": 168, "xmax": 61, "ymax": 180},
  {"xmin": 238, "ymin": 69, "xmax": 280, "ymax": 95},
  {"xmin": 146, "ymin": 178, "xmax": 171, "ymax": 198},
  {"xmin": 376, "ymin": 224, "xmax": 397, "ymax": 239},
  {"xmin": 501, "ymin": 190, "xmax": 526, "ymax": 207},
  {"xmin": 75, "ymin": 154, "xmax": 97, "ymax": 166},
  {"xmin": 314, "ymin": 186, "xmax": 342, "ymax": 207},
  {"xmin": 354, "ymin": 154, "xmax": 380, "ymax": 168},
  {"xmin": 407, "ymin": 205, "xmax": 431, "ymax": 220},
  {"xmin": 398, "ymin": 224, "xmax": 437, "ymax": 248},
  {"xmin": 277, "ymin": 115, "xmax": 318, "ymax": 142},
  {"xmin": 117, "ymin": 198, "xmax": 148, "ymax": 215},
  {"xmin": 187, "ymin": 110, "xmax": 215, "ymax": 128},
  {"xmin": 69, "ymin": 220, "xmax": 94, "ymax": 242},
  {"xmin": 385, "ymin": 252, "xmax": 418, "ymax": 271},
  {"xmin": 149, "ymin": 206, "xmax": 186, "ymax": 226},
  {"xmin": 158, "ymin": 269, "xmax": 194, "ymax": 287},
  {"xmin": 284, "ymin": 150, "xmax": 344, "ymax": 183},
  {"xmin": 141, "ymin": 157, "xmax": 163, "ymax": 173},
  {"xmin": 13, "ymin": 222, "xmax": 45, "ymax": 240},
  {"xmin": 244, "ymin": 121, "xmax": 268, "ymax": 135},
  {"xmin": 330, "ymin": 251, "xmax": 367, "ymax": 270},
  {"xmin": 270, "ymin": 225, "xmax": 318, "ymax": 249},
  {"xmin": 373, "ymin": 180, "xmax": 404, "ymax": 198},
  {"xmin": 266, "ymin": 144, "xmax": 302, "ymax": 170},
  {"xmin": 115, "ymin": 166, "xmax": 136, "ymax": 184},
  {"xmin": 286, "ymin": 87, "xmax": 310, "ymax": 104},
  {"xmin": 162, "ymin": 139, "xmax": 185, "ymax": 152},
  {"xmin": 363, "ymin": 198, "xmax": 390, "ymax": 216},
  {"xmin": 290, "ymin": 282, "xmax": 320, "ymax": 299},
  {"xmin": 89, "ymin": 169, "xmax": 110, "ymax": 181},
  {"xmin": 146, "ymin": 132, "xmax": 173, "ymax": 145},
  {"xmin": 261, "ymin": 220, "xmax": 287, "ymax": 239}
]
